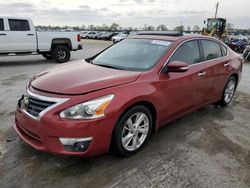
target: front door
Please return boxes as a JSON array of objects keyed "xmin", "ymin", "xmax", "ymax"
[
  {"xmin": 159, "ymin": 40, "xmax": 208, "ymax": 123},
  {"xmin": 5, "ymin": 19, "xmax": 36, "ymax": 52}
]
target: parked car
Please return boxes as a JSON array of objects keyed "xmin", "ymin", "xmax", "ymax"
[
  {"xmin": 100, "ymin": 32, "xmax": 111, "ymax": 40},
  {"xmin": 86, "ymin": 31, "xmax": 99, "ymax": 39},
  {"xmin": 112, "ymin": 33, "xmax": 128, "ymax": 43},
  {"xmin": 103, "ymin": 32, "xmax": 119, "ymax": 40},
  {"xmin": 0, "ymin": 17, "xmax": 82, "ymax": 63},
  {"xmin": 228, "ymin": 39, "xmax": 246, "ymax": 53},
  {"xmin": 14, "ymin": 32, "xmax": 243, "ymax": 157},
  {"xmin": 80, "ymin": 31, "xmax": 89, "ymax": 39},
  {"xmin": 243, "ymin": 41, "xmax": 250, "ymax": 61},
  {"xmin": 94, "ymin": 32, "xmax": 107, "ymax": 40},
  {"xmin": 97, "ymin": 32, "xmax": 108, "ymax": 40}
]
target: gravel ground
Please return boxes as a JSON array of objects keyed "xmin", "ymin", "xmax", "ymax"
[{"xmin": 0, "ymin": 40, "xmax": 249, "ymax": 188}]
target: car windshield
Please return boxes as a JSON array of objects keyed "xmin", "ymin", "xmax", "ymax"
[{"xmin": 91, "ymin": 39, "xmax": 172, "ymax": 71}]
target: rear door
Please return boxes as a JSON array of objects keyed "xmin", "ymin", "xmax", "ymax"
[
  {"xmin": 200, "ymin": 39, "xmax": 230, "ymax": 102},
  {"xmin": 6, "ymin": 19, "xmax": 37, "ymax": 52},
  {"xmin": 160, "ymin": 40, "xmax": 208, "ymax": 122}
]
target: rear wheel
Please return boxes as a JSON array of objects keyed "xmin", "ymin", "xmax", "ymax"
[
  {"xmin": 218, "ymin": 76, "xmax": 237, "ymax": 107},
  {"xmin": 42, "ymin": 53, "xmax": 53, "ymax": 60},
  {"xmin": 52, "ymin": 45, "xmax": 70, "ymax": 63},
  {"xmin": 113, "ymin": 106, "xmax": 152, "ymax": 157}
]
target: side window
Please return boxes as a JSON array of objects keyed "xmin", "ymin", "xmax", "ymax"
[
  {"xmin": 0, "ymin": 19, "xmax": 4, "ymax": 31},
  {"xmin": 169, "ymin": 40, "xmax": 201, "ymax": 65},
  {"xmin": 8, "ymin": 19, "xmax": 30, "ymax": 31},
  {"xmin": 201, "ymin": 40, "xmax": 222, "ymax": 60},
  {"xmin": 221, "ymin": 45, "xmax": 228, "ymax": 56}
]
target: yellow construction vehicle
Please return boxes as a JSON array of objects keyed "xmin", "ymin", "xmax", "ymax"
[{"xmin": 202, "ymin": 18, "xmax": 227, "ymax": 41}]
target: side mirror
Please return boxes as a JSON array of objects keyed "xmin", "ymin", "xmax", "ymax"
[
  {"xmin": 204, "ymin": 20, "xmax": 206, "ymax": 24},
  {"xmin": 162, "ymin": 61, "xmax": 189, "ymax": 73}
]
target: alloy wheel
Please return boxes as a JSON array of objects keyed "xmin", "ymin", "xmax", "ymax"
[
  {"xmin": 57, "ymin": 50, "xmax": 67, "ymax": 61},
  {"xmin": 121, "ymin": 112, "xmax": 149, "ymax": 151},
  {"xmin": 224, "ymin": 79, "xmax": 236, "ymax": 103}
]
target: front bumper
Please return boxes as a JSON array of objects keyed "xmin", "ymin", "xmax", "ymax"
[{"xmin": 13, "ymin": 105, "xmax": 116, "ymax": 157}]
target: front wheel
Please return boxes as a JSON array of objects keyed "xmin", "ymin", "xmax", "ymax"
[
  {"xmin": 218, "ymin": 76, "xmax": 237, "ymax": 107},
  {"xmin": 113, "ymin": 106, "xmax": 153, "ymax": 157},
  {"xmin": 52, "ymin": 46, "xmax": 71, "ymax": 63}
]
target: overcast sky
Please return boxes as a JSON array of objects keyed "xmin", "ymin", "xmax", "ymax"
[{"xmin": 1, "ymin": 0, "xmax": 250, "ymax": 29}]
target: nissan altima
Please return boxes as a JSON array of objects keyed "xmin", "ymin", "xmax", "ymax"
[{"xmin": 14, "ymin": 32, "xmax": 243, "ymax": 157}]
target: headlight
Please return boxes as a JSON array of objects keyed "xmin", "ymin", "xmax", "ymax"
[{"xmin": 60, "ymin": 94, "xmax": 114, "ymax": 119}]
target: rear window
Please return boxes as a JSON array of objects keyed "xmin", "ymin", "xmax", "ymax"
[
  {"xmin": 8, "ymin": 19, "xmax": 30, "ymax": 31},
  {"xmin": 201, "ymin": 40, "xmax": 222, "ymax": 60},
  {"xmin": 0, "ymin": 19, "xmax": 4, "ymax": 31}
]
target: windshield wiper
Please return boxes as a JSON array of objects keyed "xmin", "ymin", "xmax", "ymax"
[{"xmin": 94, "ymin": 64, "xmax": 123, "ymax": 70}]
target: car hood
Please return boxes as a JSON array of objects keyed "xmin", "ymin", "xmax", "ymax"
[{"xmin": 30, "ymin": 60, "xmax": 142, "ymax": 95}]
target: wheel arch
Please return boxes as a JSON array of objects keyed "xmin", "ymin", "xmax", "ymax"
[
  {"xmin": 114, "ymin": 100, "xmax": 159, "ymax": 134},
  {"xmin": 51, "ymin": 38, "xmax": 72, "ymax": 51},
  {"xmin": 229, "ymin": 73, "xmax": 239, "ymax": 86},
  {"xmin": 109, "ymin": 99, "xmax": 158, "ymax": 152}
]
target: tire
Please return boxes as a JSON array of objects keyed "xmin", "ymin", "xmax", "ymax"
[
  {"xmin": 42, "ymin": 53, "xmax": 53, "ymax": 60},
  {"xmin": 218, "ymin": 76, "xmax": 237, "ymax": 107},
  {"xmin": 113, "ymin": 106, "xmax": 153, "ymax": 157},
  {"xmin": 52, "ymin": 45, "xmax": 70, "ymax": 63}
]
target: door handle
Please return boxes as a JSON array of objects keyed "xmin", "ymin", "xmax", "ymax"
[
  {"xmin": 0, "ymin": 33, "xmax": 7, "ymax": 36},
  {"xmin": 224, "ymin": 63, "xmax": 230, "ymax": 67},
  {"xmin": 27, "ymin": 34, "xmax": 34, "ymax": 36},
  {"xmin": 198, "ymin": 71, "xmax": 206, "ymax": 77}
]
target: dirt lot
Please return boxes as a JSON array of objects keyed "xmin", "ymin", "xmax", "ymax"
[{"xmin": 0, "ymin": 40, "xmax": 250, "ymax": 188}]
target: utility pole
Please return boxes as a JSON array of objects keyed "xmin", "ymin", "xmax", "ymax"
[{"xmin": 215, "ymin": 2, "xmax": 219, "ymax": 18}]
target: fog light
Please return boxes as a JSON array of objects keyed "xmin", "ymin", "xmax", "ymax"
[{"xmin": 59, "ymin": 137, "xmax": 92, "ymax": 152}]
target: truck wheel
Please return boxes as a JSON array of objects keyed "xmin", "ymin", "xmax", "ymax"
[
  {"xmin": 42, "ymin": 53, "xmax": 53, "ymax": 60},
  {"xmin": 53, "ymin": 45, "xmax": 70, "ymax": 63}
]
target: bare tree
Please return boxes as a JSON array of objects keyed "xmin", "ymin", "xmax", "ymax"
[
  {"xmin": 156, "ymin": 24, "xmax": 168, "ymax": 31},
  {"xmin": 174, "ymin": 25, "xmax": 184, "ymax": 31},
  {"xmin": 110, "ymin": 23, "xmax": 120, "ymax": 31},
  {"xmin": 193, "ymin": 25, "xmax": 201, "ymax": 31}
]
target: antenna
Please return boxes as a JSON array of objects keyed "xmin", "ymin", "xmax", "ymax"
[{"xmin": 215, "ymin": 2, "xmax": 219, "ymax": 18}]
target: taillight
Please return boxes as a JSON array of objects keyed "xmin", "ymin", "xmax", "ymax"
[{"xmin": 77, "ymin": 33, "xmax": 81, "ymax": 42}]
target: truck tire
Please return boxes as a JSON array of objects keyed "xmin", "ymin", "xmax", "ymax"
[
  {"xmin": 42, "ymin": 53, "xmax": 53, "ymax": 60},
  {"xmin": 52, "ymin": 45, "xmax": 70, "ymax": 63}
]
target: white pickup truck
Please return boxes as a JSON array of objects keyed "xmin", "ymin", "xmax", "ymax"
[{"xmin": 0, "ymin": 17, "xmax": 82, "ymax": 63}]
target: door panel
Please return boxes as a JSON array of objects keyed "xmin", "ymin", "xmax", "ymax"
[
  {"xmin": 205, "ymin": 57, "xmax": 232, "ymax": 101},
  {"xmin": 158, "ymin": 40, "xmax": 208, "ymax": 123},
  {"xmin": 6, "ymin": 19, "xmax": 36, "ymax": 52},
  {"xmin": 200, "ymin": 40, "xmax": 230, "ymax": 101},
  {"xmin": 159, "ymin": 63, "xmax": 208, "ymax": 123}
]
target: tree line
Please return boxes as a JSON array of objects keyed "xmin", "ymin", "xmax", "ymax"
[
  {"xmin": 36, "ymin": 23, "xmax": 250, "ymax": 34},
  {"xmin": 36, "ymin": 23, "xmax": 202, "ymax": 32}
]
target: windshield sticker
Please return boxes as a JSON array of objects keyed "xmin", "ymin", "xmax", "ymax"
[{"xmin": 151, "ymin": 40, "xmax": 171, "ymax": 46}]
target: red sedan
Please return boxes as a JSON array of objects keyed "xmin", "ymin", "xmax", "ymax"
[{"xmin": 14, "ymin": 32, "xmax": 243, "ymax": 157}]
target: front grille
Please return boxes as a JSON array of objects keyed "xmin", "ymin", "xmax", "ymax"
[{"xmin": 22, "ymin": 95, "xmax": 56, "ymax": 118}]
